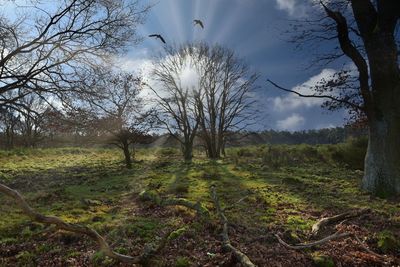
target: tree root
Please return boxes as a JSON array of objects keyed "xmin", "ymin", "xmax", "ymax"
[
  {"xmin": 139, "ymin": 190, "xmax": 210, "ymax": 217},
  {"xmin": 210, "ymin": 185, "xmax": 257, "ymax": 267},
  {"xmin": 0, "ymin": 183, "xmax": 176, "ymax": 265},
  {"xmin": 311, "ymin": 208, "xmax": 370, "ymax": 236}
]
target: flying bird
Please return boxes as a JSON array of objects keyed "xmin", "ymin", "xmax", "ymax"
[
  {"xmin": 148, "ymin": 34, "xmax": 166, "ymax": 44},
  {"xmin": 193, "ymin": 19, "xmax": 204, "ymax": 29}
]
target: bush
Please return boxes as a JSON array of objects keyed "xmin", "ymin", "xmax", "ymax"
[
  {"xmin": 158, "ymin": 148, "xmax": 178, "ymax": 156},
  {"xmin": 330, "ymin": 137, "xmax": 367, "ymax": 170}
]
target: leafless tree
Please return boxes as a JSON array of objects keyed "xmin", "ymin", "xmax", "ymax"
[
  {"xmin": 150, "ymin": 45, "xmax": 201, "ymax": 162},
  {"xmin": 150, "ymin": 43, "xmax": 258, "ymax": 160},
  {"xmin": 81, "ymin": 70, "xmax": 154, "ymax": 168},
  {"xmin": 0, "ymin": 0, "xmax": 148, "ymax": 115},
  {"xmin": 192, "ymin": 43, "xmax": 259, "ymax": 159},
  {"xmin": 16, "ymin": 94, "xmax": 48, "ymax": 148},
  {"xmin": 0, "ymin": 106, "xmax": 20, "ymax": 149},
  {"xmin": 269, "ymin": 0, "xmax": 400, "ymax": 197}
]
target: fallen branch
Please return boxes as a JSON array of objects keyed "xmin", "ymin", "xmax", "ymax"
[
  {"xmin": 275, "ymin": 231, "xmax": 351, "ymax": 250},
  {"xmin": 353, "ymin": 234, "xmax": 385, "ymax": 259},
  {"xmin": 277, "ymin": 208, "xmax": 385, "ymax": 260},
  {"xmin": 1, "ymin": 183, "xmax": 147, "ymax": 265},
  {"xmin": 139, "ymin": 190, "xmax": 210, "ymax": 217},
  {"xmin": 311, "ymin": 209, "xmax": 370, "ymax": 236},
  {"xmin": 210, "ymin": 185, "xmax": 257, "ymax": 267},
  {"xmin": 276, "ymin": 231, "xmax": 385, "ymax": 259}
]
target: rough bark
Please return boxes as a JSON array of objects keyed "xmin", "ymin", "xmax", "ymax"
[
  {"xmin": 322, "ymin": 1, "xmax": 400, "ymax": 197},
  {"xmin": 363, "ymin": 119, "xmax": 400, "ymax": 197}
]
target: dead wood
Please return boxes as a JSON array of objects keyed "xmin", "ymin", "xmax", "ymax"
[
  {"xmin": 210, "ymin": 185, "xmax": 257, "ymax": 267},
  {"xmin": 275, "ymin": 231, "xmax": 351, "ymax": 250},
  {"xmin": 276, "ymin": 230, "xmax": 385, "ymax": 259},
  {"xmin": 0, "ymin": 183, "xmax": 171, "ymax": 265},
  {"xmin": 311, "ymin": 209, "xmax": 370, "ymax": 236}
]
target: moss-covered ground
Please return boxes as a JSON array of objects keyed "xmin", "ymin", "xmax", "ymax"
[{"xmin": 0, "ymin": 145, "xmax": 399, "ymax": 266}]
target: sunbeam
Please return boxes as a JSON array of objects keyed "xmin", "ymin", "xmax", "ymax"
[{"xmin": 166, "ymin": 0, "xmax": 186, "ymax": 43}]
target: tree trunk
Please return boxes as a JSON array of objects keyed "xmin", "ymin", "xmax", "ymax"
[
  {"xmin": 363, "ymin": 112, "xmax": 400, "ymax": 197},
  {"xmin": 361, "ymin": 30, "xmax": 400, "ymax": 197},
  {"xmin": 182, "ymin": 142, "xmax": 193, "ymax": 162},
  {"xmin": 122, "ymin": 143, "xmax": 132, "ymax": 169}
]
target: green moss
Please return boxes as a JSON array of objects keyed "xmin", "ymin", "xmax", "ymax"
[
  {"xmin": 312, "ymin": 254, "xmax": 335, "ymax": 267},
  {"xmin": 139, "ymin": 190, "xmax": 162, "ymax": 205},
  {"xmin": 125, "ymin": 217, "xmax": 160, "ymax": 240},
  {"xmin": 16, "ymin": 251, "xmax": 36, "ymax": 266},
  {"xmin": 0, "ymin": 146, "xmax": 399, "ymax": 265},
  {"xmin": 377, "ymin": 230, "xmax": 400, "ymax": 253},
  {"xmin": 0, "ymin": 237, "xmax": 17, "ymax": 245},
  {"xmin": 168, "ymin": 227, "xmax": 187, "ymax": 240},
  {"xmin": 174, "ymin": 256, "xmax": 191, "ymax": 267},
  {"xmin": 286, "ymin": 215, "xmax": 313, "ymax": 232}
]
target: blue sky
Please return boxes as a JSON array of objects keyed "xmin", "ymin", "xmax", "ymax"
[{"xmin": 118, "ymin": 0, "xmax": 349, "ymax": 131}]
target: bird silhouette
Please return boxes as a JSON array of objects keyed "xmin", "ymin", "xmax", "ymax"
[
  {"xmin": 148, "ymin": 34, "xmax": 166, "ymax": 44},
  {"xmin": 193, "ymin": 19, "xmax": 204, "ymax": 29}
]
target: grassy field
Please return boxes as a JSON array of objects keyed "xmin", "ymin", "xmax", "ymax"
[{"xmin": 0, "ymin": 144, "xmax": 399, "ymax": 267}]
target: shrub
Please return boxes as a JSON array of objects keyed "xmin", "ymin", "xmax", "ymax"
[{"xmin": 330, "ymin": 137, "xmax": 367, "ymax": 170}]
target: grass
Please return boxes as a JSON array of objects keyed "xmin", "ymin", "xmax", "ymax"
[{"xmin": 0, "ymin": 144, "xmax": 399, "ymax": 266}]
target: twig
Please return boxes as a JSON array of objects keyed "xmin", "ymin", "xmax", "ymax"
[
  {"xmin": 210, "ymin": 185, "xmax": 257, "ymax": 267},
  {"xmin": 352, "ymin": 234, "xmax": 385, "ymax": 259}
]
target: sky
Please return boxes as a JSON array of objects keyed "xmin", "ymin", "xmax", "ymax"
[
  {"xmin": 117, "ymin": 0, "xmax": 349, "ymax": 132},
  {"xmin": 1, "ymin": 0, "xmax": 349, "ymax": 131}
]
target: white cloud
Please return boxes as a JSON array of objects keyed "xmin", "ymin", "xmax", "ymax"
[
  {"xmin": 271, "ymin": 68, "xmax": 336, "ymax": 112},
  {"xmin": 276, "ymin": 113, "xmax": 305, "ymax": 131},
  {"xmin": 275, "ymin": 0, "xmax": 296, "ymax": 15},
  {"xmin": 274, "ymin": 0, "xmax": 308, "ymax": 17}
]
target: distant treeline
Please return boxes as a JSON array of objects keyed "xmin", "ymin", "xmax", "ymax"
[
  {"xmin": 225, "ymin": 127, "xmax": 367, "ymax": 147},
  {"xmin": 0, "ymin": 122, "xmax": 367, "ymax": 150}
]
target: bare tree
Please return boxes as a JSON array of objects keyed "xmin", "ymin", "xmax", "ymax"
[
  {"xmin": 269, "ymin": 1, "xmax": 400, "ymax": 197},
  {"xmin": 193, "ymin": 43, "xmax": 259, "ymax": 159},
  {"xmin": 0, "ymin": 106, "xmax": 20, "ymax": 149},
  {"xmin": 82, "ymin": 71, "xmax": 154, "ymax": 168},
  {"xmin": 0, "ymin": 0, "xmax": 148, "ymax": 115},
  {"xmin": 18, "ymin": 94, "xmax": 47, "ymax": 148},
  {"xmin": 150, "ymin": 45, "xmax": 201, "ymax": 162}
]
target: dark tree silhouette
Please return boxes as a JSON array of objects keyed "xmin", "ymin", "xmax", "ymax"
[
  {"xmin": 81, "ymin": 71, "xmax": 155, "ymax": 168},
  {"xmin": 269, "ymin": 0, "xmax": 400, "ymax": 197}
]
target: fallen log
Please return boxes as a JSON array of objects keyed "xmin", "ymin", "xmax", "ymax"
[
  {"xmin": 210, "ymin": 185, "xmax": 257, "ymax": 267},
  {"xmin": 311, "ymin": 209, "xmax": 370, "ymax": 236}
]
